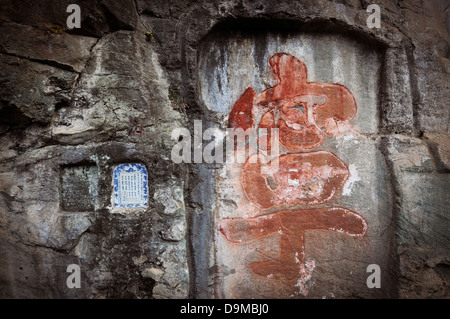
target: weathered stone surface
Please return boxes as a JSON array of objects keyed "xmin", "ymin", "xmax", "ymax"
[
  {"xmin": 153, "ymin": 183, "xmax": 185, "ymax": 216},
  {"xmin": 161, "ymin": 221, "xmax": 186, "ymax": 241},
  {"xmin": 198, "ymin": 32, "xmax": 382, "ymax": 134},
  {"xmin": 0, "ymin": 239, "xmax": 90, "ymax": 298},
  {"xmin": 101, "ymin": 0, "xmax": 140, "ymax": 32},
  {"xmin": 0, "ymin": 0, "xmax": 139, "ymax": 37},
  {"xmin": 0, "ymin": 54, "xmax": 77, "ymax": 124},
  {"xmin": 383, "ymin": 135, "xmax": 434, "ymax": 173},
  {"xmin": 415, "ymin": 70, "xmax": 450, "ymax": 133},
  {"xmin": 0, "ymin": 11, "xmax": 188, "ymax": 297},
  {"xmin": 380, "ymin": 48, "xmax": 414, "ymax": 134},
  {"xmin": 0, "ymin": 141, "xmax": 189, "ymax": 298},
  {"xmin": 142, "ymin": 267, "xmax": 164, "ymax": 281},
  {"xmin": 61, "ymin": 164, "xmax": 99, "ymax": 212},
  {"xmin": 51, "ymin": 30, "xmax": 181, "ymax": 145},
  {"xmin": 425, "ymin": 133, "xmax": 450, "ymax": 171},
  {"xmin": 0, "ymin": 23, "xmax": 97, "ymax": 73},
  {"xmin": 383, "ymin": 135, "xmax": 450, "ymax": 298},
  {"xmin": 199, "ymin": 33, "xmax": 393, "ymax": 297},
  {"xmin": 0, "ymin": 0, "xmax": 449, "ymax": 300}
]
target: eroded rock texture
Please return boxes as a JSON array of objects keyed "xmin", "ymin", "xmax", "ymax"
[{"xmin": 0, "ymin": 0, "xmax": 449, "ymax": 298}]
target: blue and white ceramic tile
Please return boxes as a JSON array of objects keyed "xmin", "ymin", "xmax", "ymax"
[{"xmin": 113, "ymin": 163, "xmax": 148, "ymax": 207}]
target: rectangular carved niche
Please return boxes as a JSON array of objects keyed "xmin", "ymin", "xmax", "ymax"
[{"xmin": 61, "ymin": 164, "xmax": 99, "ymax": 212}]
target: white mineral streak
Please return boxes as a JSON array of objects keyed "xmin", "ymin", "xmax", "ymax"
[
  {"xmin": 342, "ymin": 163, "xmax": 361, "ymax": 196},
  {"xmin": 295, "ymin": 259, "xmax": 316, "ymax": 296}
]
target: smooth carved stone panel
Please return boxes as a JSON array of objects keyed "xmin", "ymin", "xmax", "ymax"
[{"xmin": 198, "ymin": 33, "xmax": 381, "ymax": 134}]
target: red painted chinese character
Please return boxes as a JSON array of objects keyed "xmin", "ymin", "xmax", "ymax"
[
  {"xmin": 220, "ymin": 207, "xmax": 367, "ymax": 281},
  {"xmin": 222, "ymin": 53, "xmax": 367, "ymax": 293}
]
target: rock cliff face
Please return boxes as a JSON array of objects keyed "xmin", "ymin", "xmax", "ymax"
[{"xmin": 0, "ymin": 0, "xmax": 448, "ymax": 298}]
